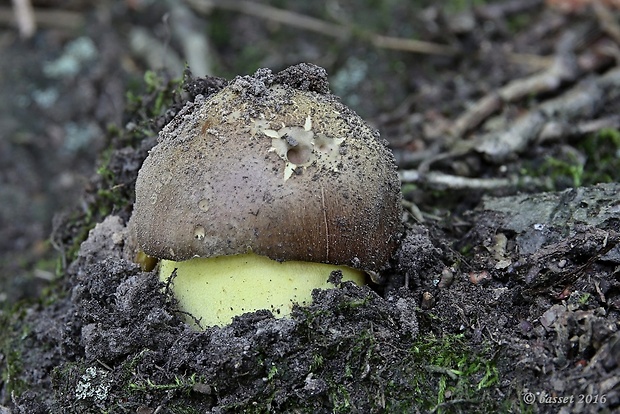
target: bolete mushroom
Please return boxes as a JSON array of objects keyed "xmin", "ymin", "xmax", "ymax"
[{"xmin": 132, "ymin": 64, "xmax": 402, "ymax": 328}]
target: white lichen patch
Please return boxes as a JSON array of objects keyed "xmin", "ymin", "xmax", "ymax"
[{"xmin": 75, "ymin": 366, "xmax": 111, "ymax": 404}]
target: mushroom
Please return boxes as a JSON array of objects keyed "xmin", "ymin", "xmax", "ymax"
[{"xmin": 131, "ymin": 64, "xmax": 402, "ymax": 328}]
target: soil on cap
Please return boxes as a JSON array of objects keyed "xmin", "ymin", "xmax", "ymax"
[{"xmin": 133, "ymin": 64, "xmax": 402, "ymax": 270}]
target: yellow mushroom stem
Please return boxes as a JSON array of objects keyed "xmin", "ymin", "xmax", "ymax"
[{"xmin": 159, "ymin": 252, "xmax": 366, "ymax": 328}]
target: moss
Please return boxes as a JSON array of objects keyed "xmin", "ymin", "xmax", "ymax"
[
  {"xmin": 336, "ymin": 295, "xmax": 371, "ymax": 312},
  {"xmin": 382, "ymin": 333, "xmax": 501, "ymax": 413},
  {"xmin": 579, "ymin": 128, "xmax": 620, "ymax": 184},
  {"xmin": 128, "ymin": 373, "xmax": 203, "ymax": 395},
  {"xmin": 443, "ymin": 0, "xmax": 487, "ymax": 14},
  {"xmin": 542, "ymin": 155, "xmax": 585, "ymax": 188},
  {"xmin": 507, "ymin": 13, "xmax": 534, "ymax": 33},
  {"xmin": 331, "ymin": 384, "xmax": 352, "ymax": 413},
  {"xmin": 52, "ymin": 359, "xmax": 211, "ymax": 413},
  {"xmin": 522, "ymin": 128, "xmax": 620, "ymax": 190},
  {"xmin": 1, "ymin": 333, "xmax": 28, "ymax": 398},
  {"xmin": 125, "ymin": 70, "xmax": 183, "ymax": 121}
]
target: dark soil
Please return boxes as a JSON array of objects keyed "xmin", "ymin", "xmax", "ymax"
[{"xmin": 1, "ymin": 1, "xmax": 619, "ymax": 413}]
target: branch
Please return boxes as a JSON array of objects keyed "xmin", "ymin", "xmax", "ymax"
[
  {"xmin": 184, "ymin": 0, "xmax": 456, "ymax": 56},
  {"xmin": 475, "ymin": 66, "xmax": 620, "ymax": 162},
  {"xmin": 450, "ymin": 32, "xmax": 581, "ymax": 138},
  {"xmin": 399, "ymin": 169, "xmax": 543, "ymax": 191},
  {"xmin": 0, "ymin": 6, "xmax": 83, "ymax": 32},
  {"xmin": 11, "ymin": 0, "xmax": 35, "ymax": 38}
]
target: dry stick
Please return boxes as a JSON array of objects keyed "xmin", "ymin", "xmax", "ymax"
[
  {"xmin": 450, "ymin": 33, "xmax": 581, "ymax": 139},
  {"xmin": 450, "ymin": 29, "xmax": 618, "ymax": 141},
  {"xmin": 399, "ymin": 169, "xmax": 544, "ymax": 191},
  {"xmin": 370, "ymin": 33, "xmax": 456, "ymax": 56},
  {"xmin": 402, "ymin": 67, "xmax": 620, "ymax": 189},
  {"xmin": 197, "ymin": 0, "xmax": 349, "ymax": 39},
  {"xmin": 538, "ymin": 116, "xmax": 620, "ymax": 142},
  {"xmin": 10, "ymin": 0, "xmax": 35, "ymax": 38},
  {"xmin": 0, "ymin": 7, "xmax": 83, "ymax": 31},
  {"xmin": 475, "ymin": 66, "xmax": 620, "ymax": 162},
  {"xmin": 128, "ymin": 27, "xmax": 185, "ymax": 76},
  {"xmin": 505, "ymin": 51, "xmax": 555, "ymax": 70},
  {"xmin": 400, "ymin": 46, "xmax": 580, "ymax": 172},
  {"xmin": 594, "ymin": 1, "xmax": 620, "ymax": 45},
  {"xmin": 167, "ymin": 0, "xmax": 216, "ymax": 77},
  {"xmin": 185, "ymin": 0, "xmax": 457, "ymax": 56},
  {"xmin": 474, "ymin": 0, "xmax": 544, "ymax": 19},
  {"xmin": 187, "ymin": 0, "xmax": 558, "ymax": 66},
  {"xmin": 449, "ymin": 93, "xmax": 502, "ymax": 142}
]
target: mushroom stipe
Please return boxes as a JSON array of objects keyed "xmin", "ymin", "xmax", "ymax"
[
  {"xmin": 131, "ymin": 63, "xmax": 403, "ymax": 328},
  {"xmin": 160, "ymin": 253, "xmax": 365, "ymax": 328}
]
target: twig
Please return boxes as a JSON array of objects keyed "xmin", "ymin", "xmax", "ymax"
[
  {"xmin": 167, "ymin": 0, "xmax": 216, "ymax": 76},
  {"xmin": 128, "ymin": 26, "xmax": 185, "ymax": 75},
  {"xmin": 10, "ymin": 0, "xmax": 35, "ymax": 38},
  {"xmin": 450, "ymin": 93, "xmax": 502, "ymax": 139},
  {"xmin": 505, "ymin": 52, "xmax": 555, "ymax": 70},
  {"xmin": 401, "ymin": 199, "xmax": 425, "ymax": 223},
  {"xmin": 184, "ymin": 0, "xmax": 456, "ymax": 56},
  {"xmin": 475, "ymin": 0, "xmax": 544, "ymax": 19},
  {"xmin": 451, "ymin": 32, "xmax": 580, "ymax": 138},
  {"xmin": 499, "ymin": 48, "xmax": 578, "ymax": 102},
  {"xmin": 538, "ymin": 116, "xmax": 620, "ymax": 142},
  {"xmin": 475, "ymin": 66, "xmax": 620, "ymax": 161},
  {"xmin": 186, "ymin": 0, "xmax": 349, "ymax": 38},
  {"xmin": 371, "ymin": 34, "xmax": 456, "ymax": 55},
  {"xmin": 593, "ymin": 1, "xmax": 620, "ymax": 46},
  {"xmin": 474, "ymin": 110, "xmax": 548, "ymax": 162},
  {"xmin": 399, "ymin": 169, "xmax": 543, "ymax": 191},
  {"xmin": 0, "ymin": 6, "xmax": 83, "ymax": 31},
  {"xmin": 393, "ymin": 146, "xmax": 443, "ymax": 169}
]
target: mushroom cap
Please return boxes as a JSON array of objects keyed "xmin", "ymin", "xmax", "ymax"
[{"xmin": 133, "ymin": 65, "xmax": 402, "ymax": 272}]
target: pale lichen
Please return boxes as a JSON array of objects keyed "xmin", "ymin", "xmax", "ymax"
[{"xmin": 75, "ymin": 366, "xmax": 111, "ymax": 404}]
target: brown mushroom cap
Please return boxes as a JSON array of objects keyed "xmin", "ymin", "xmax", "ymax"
[{"xmin": 133, "ymin": 65, "xmax": 402, "ymax": 272}]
